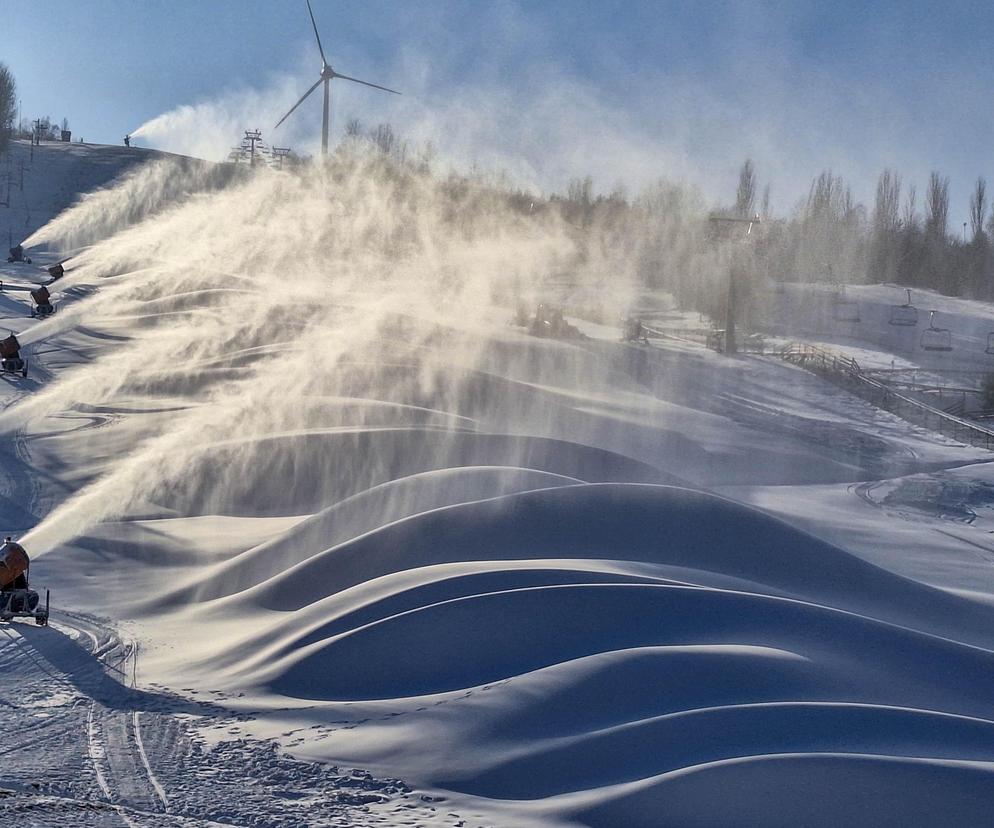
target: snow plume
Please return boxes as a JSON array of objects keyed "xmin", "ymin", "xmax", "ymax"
[
  {"xmin": 13, "ymin": 149, "xmax": 685, "ymax": 551},
  {"xmin": 24, "ymin": 158, "xmax": 241, "ymax": 254},
  {"xmin": 130, "ymin": 77, "xmax": 310, "ymax": 162}
]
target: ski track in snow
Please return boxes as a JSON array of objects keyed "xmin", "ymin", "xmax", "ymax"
[
  {"xmin": 1, "ymin": 611, "xmax": 468, "ymax": 827},
  {"xmin": 2, "ymin": 142, "xmax": 994, "ymax": 826},
  {"xmin": 133, "ymin": 711, "xmax": 170, "ymax": 812}
]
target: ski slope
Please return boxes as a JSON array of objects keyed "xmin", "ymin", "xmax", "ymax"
[
  {"xmin": 1, "ymin": 143, "xmax": 994, "ymax": 826},
  {"xmin": 0, "ymin": 139, "xmax": 197, "ymax": 256}
]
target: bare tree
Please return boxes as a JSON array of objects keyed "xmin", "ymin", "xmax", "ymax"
[
  {"xmin": 567, "ymin": 175, "xmax": 593, "ymax": 206},
  {"xmin": 970, "ymin": 177, "xmax": 987, "ymax": 241},
  {"xmin": 903, "ymin": 184, "xmax": 918, "ymax": 230},
  {"xmin": 806, "ymin": 171, "xmax": 841, "ymax": 221},
  {"xmin": 735, "ymin": 159, "xmax": 756, "ymax": 217},
  {"xmin": 870, "ymin": 169, "xmax": 901, "ymax": 281},
  {"xmin": 565, "ymin": 176, "xmax": 594, "ymax": 227},
  {"xmin": 925, "ymin": 171, "xmax": 949, "ymax": 238},
  {"xmin": 760, "ymin": 184, "xmax": 770, "ymax": 219},
  {"xmin": 0, "ymin": 62, "xmax": 15, "ymax": 154},
  {"xmin": 873, "ymin": 169, "xmax": 901, "ymax": 234},
  {"xmin": 372, "ymin": 123, "xmax": 395, "ymax": 155}
]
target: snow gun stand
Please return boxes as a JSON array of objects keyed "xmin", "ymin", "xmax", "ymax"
[{"xmin": 0, "ymin": 589, "xmax": 50, "ymax": 626}]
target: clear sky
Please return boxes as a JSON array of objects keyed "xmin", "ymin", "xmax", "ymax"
[{"xmin": 3, "ymin": 0, "xmax": 992, "ymax": 227}]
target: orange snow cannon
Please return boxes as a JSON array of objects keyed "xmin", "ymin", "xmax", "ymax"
[
  {"xmin": 0, "ymin": 333, "xmax": 20, "ymax": 360},
  {"xmin": 30, "ymin": 285, "xmax": 55, "ymax": 319},
  {"xmin": 0, "ymin": 539, "xmax": 49, "ymax": 625},
  {"xmin": 0, "ymin": 540, "xmax": 29, "ymax": 590},
  {"xmin": 0, "ymin": 333, "xmax": 27, "ymax": 378}
]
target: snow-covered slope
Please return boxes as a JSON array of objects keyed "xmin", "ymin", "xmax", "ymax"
[
  {"xmin": 2, "ymin": 146, "xmax": 994, "ymax": 826},
  {"xmin": 1, "ymin": 139, "xmax": 186, "ymax": 253}
]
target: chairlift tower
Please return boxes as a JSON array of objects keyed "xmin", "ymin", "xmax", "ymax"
[
  {"xmin": 243, "ymin": 129, "xmax": 263, "ymax": 166},
  {"xmin": 708, "ymin": 214, "xmax": 761, "ymax": 355},
  {"xmin": 272, "ymin": 146, "xmax": 292, "ymax": 170}
]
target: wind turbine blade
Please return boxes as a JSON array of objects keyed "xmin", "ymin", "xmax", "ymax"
[
  {"xmin": 306, "ymin": 0, "xmax": 328, "ymax": 66},
  {"xmin": 333, "ymin": 72, "xmax": 402, "ymax": 95},
  {"xmin": 274, "ymin": 77, "xmax": 323, "ymax": 129}
]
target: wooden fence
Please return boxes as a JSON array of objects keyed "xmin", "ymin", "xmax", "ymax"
[{"xmin": 779, "ymin": 342, "xmax": 994, "ymax": 450}]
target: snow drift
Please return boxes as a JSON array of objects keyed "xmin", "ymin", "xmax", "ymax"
[{"xmin": 6, "ymin": 147, "xmax": 994, "ymax": 826}]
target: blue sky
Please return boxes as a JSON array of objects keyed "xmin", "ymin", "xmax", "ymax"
[{"xmin": 3, "ymin": 0, "xmax": 992, "ymax": 226}]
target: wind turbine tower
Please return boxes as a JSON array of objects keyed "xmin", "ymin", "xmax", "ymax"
[{"xmin": 275, "ymin": 0, "xmax": 401, "ymax": 156}]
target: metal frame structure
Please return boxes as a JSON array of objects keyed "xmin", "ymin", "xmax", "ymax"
[
  {"xmin": 0, "ymin": 356, "xmax": 28, "ymax": 378},
  {"xmin": 920, "ymin": 310, "xmax": 953, "ymax": 352},
  {"xmin": 0, "ymin": 588, "xmax": 49, "ymax": 625},
  {"xmin": 889, "ymin": 288, "xmax": 919, "ymax": 327}
]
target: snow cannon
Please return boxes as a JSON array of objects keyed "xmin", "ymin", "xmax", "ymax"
[
  {"xmin": 529, "ymin": 303, "xmax": 584, "ymax": 340},
  {"xmin": 0, "ymin": 333, "xmax": 26, "ymax": 378},
  {"xmin": 0, "ymin": 538, "xmax": 49, "ymax": 626},
  {"xmin": 30, "ymin": 285, "xmax": 55, "ymax": 318},
  {"xmin": 0, "ymin": 540, "xmax": 29, "ymax": 590},
  {"xmin": 622, "ymin": 316, "xmax": 648, "ymax": 345},
  {"xmin": 47, "ymin": 263, "xmax": 65, "ymax": 281},
  {"xmin": 0, "ymin": 333, "xmax": 20, "ymax": 360},
  {"xmin": 7, "ymin": 245, "xmax": 31, "ymax": 264}
]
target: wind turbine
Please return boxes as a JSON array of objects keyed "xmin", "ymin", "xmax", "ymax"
[{"xmin": 275, "ymin": 0, "xmax": 400, "ymax": 156}]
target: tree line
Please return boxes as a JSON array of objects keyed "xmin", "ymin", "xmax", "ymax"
[
  {"xmin": 728, "ymin": 160, "xmax": 994, "ymax": 301},
  {"xmin": 0, "ymin": 61, "xmax": 15, "ymax": 155}
]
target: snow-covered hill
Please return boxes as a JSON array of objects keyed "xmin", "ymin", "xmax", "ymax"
[
  {"xmin": 1, "ymin": 139, "xmax": 180, "ymax": 253},
  {"xmin": 2, "ymin": 144, "xmax": 994, "ymax": 827}
]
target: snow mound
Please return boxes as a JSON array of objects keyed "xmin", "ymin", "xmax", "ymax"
[{"xmin": 11, "ymin": 147, "xmax": 994, "ymax": 826}]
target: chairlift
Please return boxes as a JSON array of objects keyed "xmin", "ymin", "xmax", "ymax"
[
  {"xmin": 920, "ymin": 310, "xmax": 953, "ymax": 352},
  {"xmin": 888, "ymin": 288, "xmax": 918, "ymax": 327},
  {"xmin": 832, "ymin": 286, "xmax": 860, "ymax": 323}
]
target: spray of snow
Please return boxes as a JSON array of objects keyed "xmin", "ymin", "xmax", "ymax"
[
  {"xmin": 130, "ymin": 77, "xmax": 315, "ymax": 162},
  {"xmin": 11, "ymin": 149, "xmax": 671, "ymax": 550}
]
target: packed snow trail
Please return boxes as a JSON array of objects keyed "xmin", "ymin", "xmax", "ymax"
[{"xmin": 0, "ymin": 614, "xmax": 474, "ymax": 827}]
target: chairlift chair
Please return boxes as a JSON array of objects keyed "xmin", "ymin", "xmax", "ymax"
[
  {"xmin": 920, "ymin": 310, "xmax": 953, "ymax": 352},
  {"xmin": 889, "ymin": 288, "xmax": 918, "ymax": 327}
]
